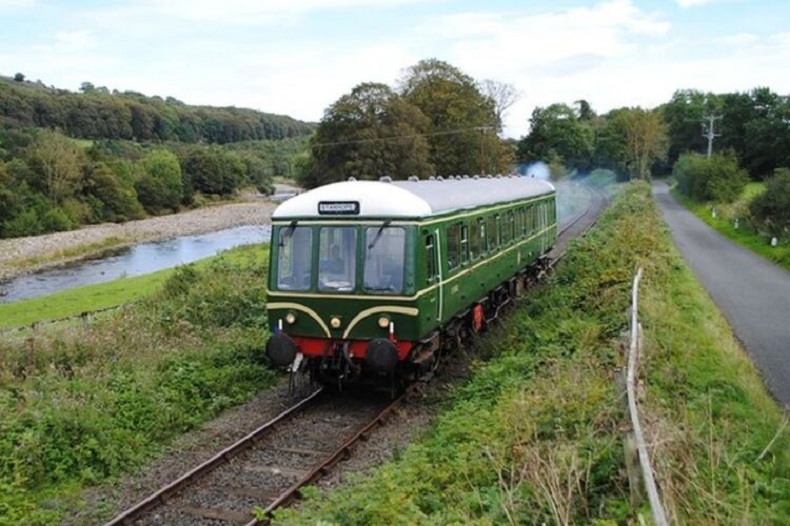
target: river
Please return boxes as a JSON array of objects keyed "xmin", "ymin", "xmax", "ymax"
[{"xmin": 0, "ymin": 224, "xmax": 272, "ymax": 303}]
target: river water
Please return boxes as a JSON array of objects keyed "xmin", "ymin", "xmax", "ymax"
[{"xmin": 0, "ymin": 224, "xmax": 272, "ymax": 303}]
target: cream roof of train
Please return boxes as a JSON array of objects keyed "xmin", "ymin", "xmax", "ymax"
[{"xmin": 272, "ymin": 176, "xmax": 556, "ymax": 220}]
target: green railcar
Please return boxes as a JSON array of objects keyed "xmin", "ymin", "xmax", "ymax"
[{"xmin": 265, "ymin": 175, "xmax": 556, "ymax": 386}]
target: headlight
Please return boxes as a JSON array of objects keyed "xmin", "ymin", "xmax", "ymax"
[
  {"xmin": 285, "ymin": 312, "xmax": 297, "ymax": 324},
  {"xmin": 378, "ymin": 316, "xmax": 390, "ymax": 329},
  {"xmin": 330, "ymin": 316, "xmax": 342, "ymax": 329}
]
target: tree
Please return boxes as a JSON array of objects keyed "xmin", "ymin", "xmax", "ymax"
[
  {"xmin": 26, "ymin": 128, "xmax": 85, "ymax": 202},
  {"xmin": 574, "ymin": 99, "xmax": 596, "ymax": 121},
  {"xmin": 13, "ymin": 73, "xmax": 25, "ymax": 82},
  {"xmin": 182, "ymin": 148, "xmax": 230, "ymax": 195},
  {"xmin": 302, "ymin": 82, "xmax": 432, "ymax": 188},
  {"xmin": 517, "ymin": 103, "xmax": 594, "ymax": 172},
  {"xmin": 621, "ymin": 108, "xmax": 667, "ymax": 180},
  {"xmin": 136, "ymin": 150, "xmax": 183, "ymax": 212},
  {"xmin": 661, "ymin": 89, "xmax": 715, "ymax": 166},
  {"xmin": 399, "ymin": 59, "xmax": 502, "ymax": 175},
  {"xmin": 480, "ymin": 79, "xmax": 520, "ymax": 133},
  {"xmin": 82, "ymin": 162, "xmax": 144, "ymax": 222},
  {"xmin": 79, "ymin": 81, "xmax": 96, "ymax": 93}
]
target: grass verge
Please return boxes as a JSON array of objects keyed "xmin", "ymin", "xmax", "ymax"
[
  {"xmin": 0, "ymin": 244, "xmax": 276, "ymax": 525},
  {"xmin": 276, "ymin": 182, "xmax": 790, "ymax": 524}
]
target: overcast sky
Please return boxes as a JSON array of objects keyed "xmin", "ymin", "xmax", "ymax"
[{"xmin": 1, "ymin": 0, "xmax": 788, "ymax": 138}]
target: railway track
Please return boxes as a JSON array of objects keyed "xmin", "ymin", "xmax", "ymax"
[
  {"xmin": 104, "ymin": 387, "xmax": 407, "ymax": 526},
  {"xmin": 552, "ymin": 183, "xmax": 608, "ymax": 263}
]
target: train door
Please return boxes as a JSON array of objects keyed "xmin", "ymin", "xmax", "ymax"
[{"xmin": 424, "ymin": 231, "xmax": 442, "ymax": 323}]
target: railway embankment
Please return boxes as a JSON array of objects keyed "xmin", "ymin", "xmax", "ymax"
[{"xmin": 277, "ymin": 182, "xmax": 790, "ymax": 524}]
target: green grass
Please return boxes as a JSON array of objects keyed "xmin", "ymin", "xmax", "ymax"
[
  {"xmin": 0, "ymin": 243, "xmax": 276, "ymax": 524},
  {"xmin": 0, "ymin": 269, "xmax": 172, "ymax": 330},
  {"xmin": 672, "ymin": 183, "xmax": 790, "ymax": 271},
  {"xmin": 276, "ymin": 183, "xmax": 790, "ymax": 525}
]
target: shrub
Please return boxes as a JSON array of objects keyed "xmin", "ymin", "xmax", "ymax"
[
  {"xmin": 749, "ymin": 167, "xmax": 790, "ymax": 238},
  {"xmin": 674, "ymin": 151, "xmax": 748, "ymax": 203}
]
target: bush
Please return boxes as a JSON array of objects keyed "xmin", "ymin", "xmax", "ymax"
[
  {"xmin": 674, "ymin": 151, "xmax": 748, "ymax": 203},
  {"xmin": 2, "ymin": 207, "xmax": 42, "ymax": 237},
  {"xmin": 750, "ymin": 167, "xmax": 790, "ymax": 238},
  {"xmin": 136, "ymin": 150, "xmax": 183, "ymax": 213},
  {"xmin": 40, "ymin": 206, "xmax": 74, "ymax": 232}
]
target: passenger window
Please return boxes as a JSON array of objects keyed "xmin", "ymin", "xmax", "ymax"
[
  {"xmin": 460, "ymin": 225, "xmax": 469, "ymax": 264},
  {"xmin": 488, "ymin": 216, "xmax": 498, "ymax": 251},
  {"xmin": 470, "ymin": 219, "xmax": 480, "ymax": 260},
  {"xmin": 447, "ymin": 223, "xmax": 460, "ymax": 270},
  {"xmin": 501, "ymin": 213, "xmax": 511, "ymax": 244}
]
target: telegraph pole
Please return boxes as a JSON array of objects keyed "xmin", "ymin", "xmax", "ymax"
[{"xmin": 702, "ymin": 115, "xmax": 722, "ymax": 158}]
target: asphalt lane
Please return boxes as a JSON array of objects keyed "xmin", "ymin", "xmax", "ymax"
[{"xmin": 653, "ymin": 183, "xmax": 790, "ymax": 410}]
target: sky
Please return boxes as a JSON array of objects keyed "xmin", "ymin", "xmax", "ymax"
[{"xmin": 1, "ymin": 0, "xmax": 789, "ymax": 138}]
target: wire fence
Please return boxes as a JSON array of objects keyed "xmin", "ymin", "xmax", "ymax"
[
  {"xmin": 0, "ymin": 303, "xmax": 128, "ymax": 336},
  {"xmin": 627, "ymin": 268, "xmax": 669, "ymax": 525}
]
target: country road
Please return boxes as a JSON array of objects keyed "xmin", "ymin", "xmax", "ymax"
[{"xmin": 654, "ymin": 182, "xmax": 790, "ymax": 411}]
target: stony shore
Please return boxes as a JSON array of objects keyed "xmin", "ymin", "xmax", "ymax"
[{"xmin": 0, "ymin": 198, "xmax": 280, "ymax": 282}]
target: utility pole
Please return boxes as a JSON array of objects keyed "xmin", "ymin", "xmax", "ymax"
[{"xmin": 702, "ymin": 115, "xmax": 722, "ymax": 158}]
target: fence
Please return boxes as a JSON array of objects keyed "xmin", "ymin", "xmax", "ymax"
[
  {"xmin": 0, "ymin": 303, "xmax": 128, "ymax": 336},
  {"xmin": 626, "ymin": 268, "xmax": 669, "ymax": 525}
]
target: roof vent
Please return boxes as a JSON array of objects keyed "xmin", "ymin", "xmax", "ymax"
[
  {"xmin": 380, "ymin": 175, "xmax": 393, "ymax": 183},
  {"xmin": 348, "ymin": 176, "xmax": 357, "ymax": 182}
]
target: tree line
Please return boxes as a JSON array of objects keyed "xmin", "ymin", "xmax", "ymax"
[
  {"xmin": 0, "ymin": 126, "xmax": 308, "ymax": 238},
  {"xmin": 0, "ymin": 74, "xmax": 314, "ymax": 239},
  {"xmin": 516, "ymin": 86, "xmax": 789, "ymax": 238},
  {"xmin": 301, "ymin": 63, "xmax": 788, "ymax": 239},
  {"xmin": 2, "ymin": 64, "xmax": 788, "ymax": 241},
  {"xmin": 1, "ymin": 75, "xmax": 314, "ymax": 144}
]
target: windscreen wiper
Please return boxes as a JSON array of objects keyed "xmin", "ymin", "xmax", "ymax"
[
  {"xmin": 279, "ymin": 221, "xmax": 298, "ymax": 247},
  {"xmin": 367, "ymin": 220, "xmax": 391, "ymax": 250}
]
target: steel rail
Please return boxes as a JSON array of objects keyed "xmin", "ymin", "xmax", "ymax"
[
  {"xmin": 103, "ymin": 387, "xmax": 325, "ymax": 526},
  {"xmin": 247, "ymin": 388, "xmax": 409, "ymax": 525}
]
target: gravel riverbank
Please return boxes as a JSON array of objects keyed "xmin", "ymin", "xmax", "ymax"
[{"xmin": 0, "ymin": 198, "xmax": 279, "ymax": 282}]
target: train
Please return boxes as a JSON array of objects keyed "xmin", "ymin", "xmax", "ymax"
[{"xmin": 265, "ymin": 175, "xmax": 557, "ymax": 390}]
